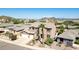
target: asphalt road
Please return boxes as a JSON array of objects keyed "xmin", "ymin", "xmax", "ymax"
[{"xmin": 0, "ymin": 40, "xmax": 31, "ymax": 50}]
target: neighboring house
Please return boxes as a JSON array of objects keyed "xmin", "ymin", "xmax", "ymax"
[
  {"xmin": 6, "ymin": 25, "xmax": 30, "ymax": 38},
  {"xmin": 4, "ymin": 24, "xmax": 36, "ymax": 44},
  {"xmin": 56, "ymin": 30, "xmax": 78, "ymax": 47},
  {"xmin": 0, "ymin": 22, "xmax": 56, "ymax": 45}
]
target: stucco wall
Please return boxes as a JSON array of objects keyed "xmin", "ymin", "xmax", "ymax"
[{"xmin": 21, "ymin": 33, "xmax": 34, "ymax": 40}]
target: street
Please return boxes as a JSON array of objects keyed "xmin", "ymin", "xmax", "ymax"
[{"xmin": 0, "ymin": 40, "xmax": 31, "ymax": 50}]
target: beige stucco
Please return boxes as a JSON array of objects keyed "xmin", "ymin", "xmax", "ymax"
[{"xmin": 31, "ymin": 22, "xmax": 56, "ymax": 42}]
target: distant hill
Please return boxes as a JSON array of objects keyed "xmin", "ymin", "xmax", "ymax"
[
  {"xmin": 56, "ymin": 18, "xmax": 79, "ymax": 20},
  {"xmin": 0, "ymin": 16, "xmax": 26, "ymax": 24},
  {"xmin": 0, "ymin": 16, "xmax": 13, "ymax": 23},
  {"xmin": 0, "ymin": 16, "xmax": 79, "ymax": 24},
  {"xmin": 39, "ymin": 17, "xmax": 79, "ymax": 21}
]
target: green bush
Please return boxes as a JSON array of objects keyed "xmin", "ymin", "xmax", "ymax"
[
  {"xmin": 5, "ymin": 32, "xmax": 11, "ymax": 36},
  {"xmin": 63, "ymin": 21, "xmax": 74, "ymax": 26},
  {"xmin": 5, "ymin": 32, "xmax": 17, "ymax": 41},
  {"xmin": 44, "ymin": 37, "xmax": 53, "ymax": 46},
  {"xmin": 58, "ymin": 25, "xmax": 64, "ymax": 35},
  {"xmin": 10, "ymin": 34, "xmax": 17, "ymax": 41},
  {"xmin": 74, "ymin": 39, "xmax": 79, "ymax": 44}
]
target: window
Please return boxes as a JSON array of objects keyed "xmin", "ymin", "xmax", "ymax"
[
  {"xmin": 32, "ymin": 27, "xmax": 34, "ymax": 30},
  {"xmin": 41, "ymin": 34, "xmax": 43, "ymax": 38}
]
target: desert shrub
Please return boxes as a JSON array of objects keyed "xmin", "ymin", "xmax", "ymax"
[
  {"xmin": 5, "ymin": 32, "xmax": 17, "ymax": 41},
  {"xmin": 74, "ymin": 39, "xmax": 79, "ymax": 44},
  {"xmin": 44, "ymin": 37, "xmax": 53, "ymax": 46}
]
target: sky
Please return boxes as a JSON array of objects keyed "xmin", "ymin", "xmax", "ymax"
[{"xmin": 0, "ymin": 8, "xmax": 79, "ymax": 19}]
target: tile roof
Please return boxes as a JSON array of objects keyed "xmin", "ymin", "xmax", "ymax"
[
  {"xmin": 7, "ymin": 24, "xmax": 31, "ymax": 31},
  {"xmin": 57, "ymin": 30, "xmax": 77, "ymax": 40}
]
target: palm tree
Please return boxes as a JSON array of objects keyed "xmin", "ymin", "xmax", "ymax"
[{"xmin": 39, "ymin": 24, "xmax": 45, "ymax": 45}]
